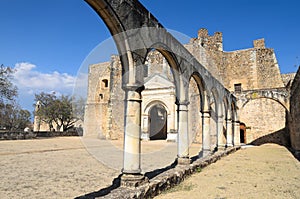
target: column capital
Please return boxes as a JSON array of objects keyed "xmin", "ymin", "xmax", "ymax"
[
  {"xmin": 217, "ymin": 115, "xmax": 224, "ymax": 121},
  {"xmin": 175, "ymin": 99, "xmax": 190, "ymax": 106},
  {"xmin": 226, "ymin": 118, "xmax": 232, "ymax": 122},
  {"xmin": 122, "ymin": 84, "xmax": 145, "ymax": 93},
  {"xmin": 201, "ymin": 110, "xmax": 211, "ymax": 118}
]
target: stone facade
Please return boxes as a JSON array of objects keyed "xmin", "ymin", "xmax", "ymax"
[
  {"xmin": 185, "ymin": 28, "xmax": 293, "ymax": 144},
  {"xmin": 289, "ymin": 67, "xmax": 300, "ymax": 154},
  {"xmin": 84, "ymin": 28, "xmax": 296, "ymax": 145},
  {"xmin": 84, "ymin": 51, "xmax": 202, "ymax": 142}
]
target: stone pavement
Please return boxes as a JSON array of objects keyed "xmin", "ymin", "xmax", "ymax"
[{"xmin": 0, "ymin": 137, "xmax": 201, "ymax": 199}]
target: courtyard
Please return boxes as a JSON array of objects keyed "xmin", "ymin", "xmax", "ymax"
[
  {"xmin": 0, "ymin": 137, "xmax": 200, "ymax": 198},
  {"xmin": 0, "ymin": 137, "xmax": 299, "ymax": 199}
]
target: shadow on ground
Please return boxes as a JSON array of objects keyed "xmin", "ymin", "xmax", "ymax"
[
  {"xmin": 250, "ymin": 127, "xmax": 299, "ymax": 161},
  {"xmin": 75, "ymin": 160, "xmax": 178, "ymax": 199}
]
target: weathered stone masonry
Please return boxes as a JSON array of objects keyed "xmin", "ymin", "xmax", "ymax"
[
  {"xmin": 84, "ymin": 0, "xmax": 299, "ymax": 188},
  {"xmin": 290, "ymin": 67, "xmax": 300, "ymax": 156}
]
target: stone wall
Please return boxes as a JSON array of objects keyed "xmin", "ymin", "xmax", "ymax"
[
  {"xmin": 84, "ymin": 61, "xmax": 111, "ymax": 138},
  {"xmin": 185, "ymin": 29, "xmax": 287, "ymax": 144},
  {"xmin": 289, "ymin": 67, "xmax": 300, "ymax": 153},
  {"xmin": 84, "ymin": 28, "xmax": 291, "ymax": 146},
  {"xmin": 240, "ymin": 98, "xmax": 286, "ymax": 143},
  {"xmin": 0, "ymin": 131, "xmax": 82, "ymax": 140},
  {"xmin": 282, "ymin": 73, "xmax": 296, "ymax": 87},
  {"xmin": 84, "ymin": 50, "xmax": 205, "ymax": 142},
  {"xmin": 186, "ymin": 28, "xmax": 284, "ymax": 92}
]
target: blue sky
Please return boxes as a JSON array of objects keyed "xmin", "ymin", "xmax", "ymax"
[{"xmin": 0, "ymin": 0, "xmax": 299, "ymax": 112}]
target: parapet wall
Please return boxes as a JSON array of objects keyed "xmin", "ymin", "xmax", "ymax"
[{"xmin": 186, "ymin": 29, "xmax": 284, "ymax": 92}]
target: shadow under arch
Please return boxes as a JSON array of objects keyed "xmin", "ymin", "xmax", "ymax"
[{"xmin": 249, "ymin": 127, "xmax": 300, "ymax": 161}]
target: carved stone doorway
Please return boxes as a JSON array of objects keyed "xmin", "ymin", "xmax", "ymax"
[{"xmin": 149, "ymin": 104, "xmax": 167, "ymax": 140}]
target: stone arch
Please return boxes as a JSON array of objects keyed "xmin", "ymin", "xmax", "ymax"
[
  {"xmin": 143, "ymin": 44, "xmax": 182, "ymax": 98},
  {"xmin": 188, "ymin": 72, "xmax": 206, "ymax": 111},
  {"xmin": 142, "ymin": 100, "xmax": 173, "ymax": 139},
  {"xmin": 240, "ymin": 97, "xmax": 287, "ymax": 144},
  {"xmin": 187, "ymin": 74, "xmax": 203, "ymax": 145},
  {"xmin": 217, "ymin": 97, "xmax": 228, "ymax": 148},
  {"xmin": 240, "ymin": 90, "xmax": 289, "ymax": 111},
  {"xmin": 210, "ymin": 88, "xmax": 221, "ymax": 151},
  {"xmin": 85, "ymin": 0, "xmax": 239, "ymax": 179},
  {"xmin": 144, "ymin": 100, "xmax": 170, "ymax": 115}
]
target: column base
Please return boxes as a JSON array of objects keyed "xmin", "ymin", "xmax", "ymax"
[
  {"xmin": 217, "ymin": 145, "xmax": 226, "ymax": 151},
  {"xmin": 177, "ymin": 157, "xmax": 191, "ymax": 165},
  {"xmin": 199, "ymin": 149, "xmax": 211, "ymax": 158},
  {"xmin": 120, "ymin": 173, "xmax": 148, "ymax": 188},
  {"xmin": 233, "ymin": 143, "xmax": 241, "ymax": 147},
  {"xmin": 226, "ymin": 144, "xmax": 233, "ymax": 148}
]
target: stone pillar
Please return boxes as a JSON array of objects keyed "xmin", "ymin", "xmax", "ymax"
[
  {"xmin": 233, "ymin": 120, "xmax": 241, "ymax": 146},
  {"xmin": 177, "ymin": 102, "xmax": 190, "ymax": 164},
  {"xmin": 121, "ymin": 87, "xmax": 147, "ymax": 187},
  {"xmin": 201, "ymin": 110, "xmax": 211, "ymax": 157},
  {"xmin": 141, "ymin": 115, "xmax": 149, "ymax": 141},
  {"xmin": 217, "ymin": 116, "xmax": 226, "ymax": 150},
  {"xmin": 226, "ymin": 119, "xmax": 233, "ymax": 147}
]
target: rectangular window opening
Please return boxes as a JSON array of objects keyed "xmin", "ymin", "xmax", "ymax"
[{"xmin": 234, "ymin": 83, "xmax": 242, "ymax": 92}]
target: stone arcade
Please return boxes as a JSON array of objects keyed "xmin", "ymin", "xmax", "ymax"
[{"xmin": 83, "ymin": 0, "xmax": 299, "ymax": 186}]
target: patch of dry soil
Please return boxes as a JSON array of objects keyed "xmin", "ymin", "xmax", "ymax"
[
  {"xmin": 0, "ymin": 137, "xmax": 118, "ymax": 199},
  {"xmin": 156, "ymin": 144, "xmax": 300, "ymax": 199}
]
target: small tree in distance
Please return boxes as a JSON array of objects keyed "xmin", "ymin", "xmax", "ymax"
[
  {"xmin": 0, "ymin": 64, "xmax": 31, "ymax": 130},
  {"xmin": 34, "ymin": 92, "xmax": 84, "ymax": 131},
  {"xmin": 0, "ymin": 64, "xmax": 17, "ymax": 104}
]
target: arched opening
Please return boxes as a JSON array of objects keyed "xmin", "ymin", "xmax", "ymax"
[
  {"xmin": 188, "ymin": 77, "xmax": 202, "ymax": 145},
  {"xmin": 141, "ymin": 49, "xmax": 177, "ymax": 141},
  {"xmin": 218, "ymin": 99, "xmax": 227, "ymax": 148},
  {"xmin": 149, "ymin": 104, "xmax": 167, "ymax": 140},
  {"xmin": 240, "ymin": 98, "xmax": 287, "ymax": 143},
  {"xmin": 240, "ymin": 122, "xmax": 247, "ymax": 143},
  {"xmin": 210, "ymin": 89, "xmax": 219, "ymax": 151}
]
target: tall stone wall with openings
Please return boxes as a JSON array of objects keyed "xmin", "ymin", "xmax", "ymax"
[
  {"xmin": 84, "ymin": 28, "xmax": 295, "ymax": 146},
  {"xmin": 290, "ymin": 67, "xmax": 300, "ymax": 153},
  {"xmin": 186, "ymin": 29, "xmax": 285, "ymax": 92},
  {"xmin": 84, "ymin": 61, "xmax": 111, "ymax": 138},
  {"xmin": 186, "ymin": 28, "xmax": 288, "ymax": 144}
]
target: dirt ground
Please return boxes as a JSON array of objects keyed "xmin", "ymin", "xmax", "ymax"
[
  {"xmin": 156, "ymin": 144, "xmax": 300, "ymax": 199},
  {"xmin": 0, "ymin": 137, "xmax": 200, "ymax": 199},
  {"xmin": 1, "ymin": 138, "xmax": 299, "ymax": 199},
  {"xmin": 0, "ymin": 137, "xmax": 118, "ymax": 199}
]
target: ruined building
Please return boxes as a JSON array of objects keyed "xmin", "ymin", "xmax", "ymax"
[{"xmin": 84, "ymin": 28, "xmax": 296, "ymax": 147}]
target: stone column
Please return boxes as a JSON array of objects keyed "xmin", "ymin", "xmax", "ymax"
[
  {"xmin": 201, "ymin": 110, "xmax": 211, "ymax": 157},
  {"xmin": 177, "ymin": 102, "xmax": 190, "ymax": 164},
  {"xmin": 226, "ymin": 119, "xmax": 233, "ymax": 147},
  {"xmin": 121, "ymin": 87, "xmax": 147, "ymax": 187},
  {"xmin": 141, "ymin": 115, "xmax": 149, "ymax": 141},
  {"xmin": 233, "ymin": 120, "xmax": 241, "ymax": 146},
  {"xmin": 217, "ymin": 116, "xmax": 226, "ymax": 150}
]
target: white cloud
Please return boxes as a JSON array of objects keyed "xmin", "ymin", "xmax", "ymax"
[
  {"xmin": 13, "ymin": 62, "xmax": 76, "ymax": 94},
  {"xmin": 11, "ymin": 62, "xmax": 88, "ymax": 111}
]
